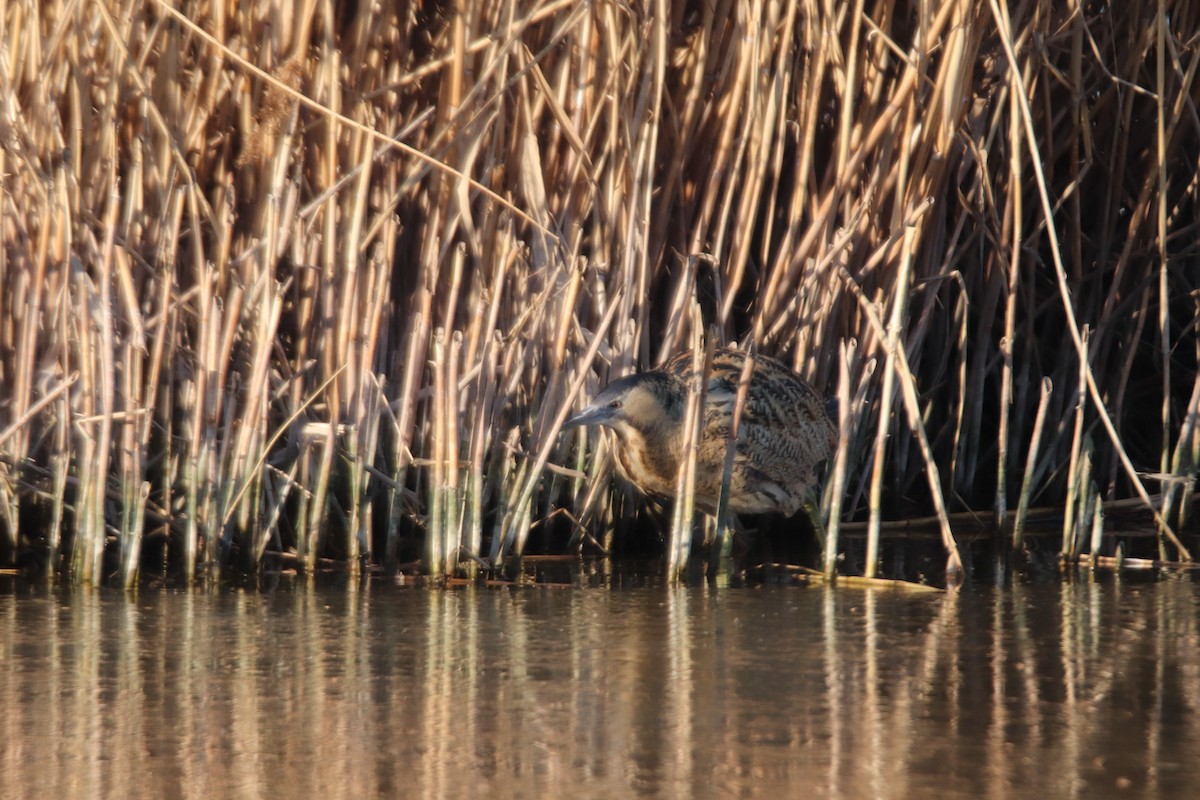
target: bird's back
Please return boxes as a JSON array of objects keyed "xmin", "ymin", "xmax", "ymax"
[{"xmin": 663, "ymin": 349, "xmax": 836, "ymax": 516}]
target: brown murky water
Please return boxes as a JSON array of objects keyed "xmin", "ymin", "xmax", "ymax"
[{"xmin": 2, "ymin": 574, "xmax": 1199, "ymax": 799}]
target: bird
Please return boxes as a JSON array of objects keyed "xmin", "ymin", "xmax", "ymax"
[{"xmin": 563, "ymin": 347, "xmax": 836, "ymax": 519}]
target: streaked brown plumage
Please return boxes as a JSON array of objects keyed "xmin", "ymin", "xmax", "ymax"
[{"xmin": 564, "ymin": 348, "xmax": 836, "ymax": 517}]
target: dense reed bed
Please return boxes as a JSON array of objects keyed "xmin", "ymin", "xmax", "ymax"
[{"xmin": 1, "ymin": 0, "xmax": 1197, "ymax": 585}]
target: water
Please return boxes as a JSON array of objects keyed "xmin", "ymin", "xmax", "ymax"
[{"xmin": 2, "ymin": 574, "xmax": 1199, "ymax": 799}]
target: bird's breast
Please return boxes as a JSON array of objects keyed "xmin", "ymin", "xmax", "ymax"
[{"xmin": 611, "ymin": 426, "xmax": 681, "ymax": 499}]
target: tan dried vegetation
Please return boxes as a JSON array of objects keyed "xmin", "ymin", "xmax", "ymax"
[{"xmin": 0, "ymin": 0, "xmax": 1197, "ymax": 585}]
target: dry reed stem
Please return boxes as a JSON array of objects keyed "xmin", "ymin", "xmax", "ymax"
[
  {"xmin": 1012, "ymin": 377, "xmax": 1053, "ymax": 552},
  {"xmin": 823, "ymin": 338, "xmax": 857, "ymax": 579},
  {"xmin": 666, "ymin": 311, "xmax": 706, "ymax": 578}
]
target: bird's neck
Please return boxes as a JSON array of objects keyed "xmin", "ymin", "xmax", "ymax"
[{"xmin": 613, "ymin": 419, "xmax": 683, "ymax": 499}]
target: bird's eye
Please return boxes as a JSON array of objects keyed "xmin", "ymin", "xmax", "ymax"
[{"xmin": 609, "ymin": 399, "xmax": 623, "ymax": 410}]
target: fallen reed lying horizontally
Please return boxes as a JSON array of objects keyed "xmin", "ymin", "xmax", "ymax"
[{"xmin": 0, "ymin": 0, "xmax": 1197, "ymax": 585}]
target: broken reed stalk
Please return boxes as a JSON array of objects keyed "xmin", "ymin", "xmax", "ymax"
[
  {"xmin": 1063, "ymin": 329, "xmax": 1089, "ymax": 558},
  {"xmin": 1012, "ymin": 378, "xmax": 1053, "ymax": 552},
  {"xmin": 444, "ymin": 330, "xmax": 464, "ymax": 573},
  {"xmin": 1088, "ymin": 489, "xmax": 1105, "ymax": 558},
  {"xmin": 1160, "ymin": 370, "xmax": 1200, "ymax": 535},
  {"xmin": 428, "ymin": 329, "xmax": 448, "ymax": 576},
  {"xmin": 0, "ymin": 1, "xmax": 1197, "ymax": 583},
  {"xmin": 464, "ymin": 331, "xmax": 500, "ymax": 577},
  {"xmin": 1068, "ymin": 441, "xmax": 1095, "ymax": 558}
]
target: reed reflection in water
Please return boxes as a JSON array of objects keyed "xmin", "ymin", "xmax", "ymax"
[{"xmin": 2, "ymin": 578, "xmax": 1198, "ymax": 799}]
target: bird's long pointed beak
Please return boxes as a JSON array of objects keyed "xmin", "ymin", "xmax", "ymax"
[{"xmin": 563, "ymin": 403, "xmax": 613, "ymax": 430}]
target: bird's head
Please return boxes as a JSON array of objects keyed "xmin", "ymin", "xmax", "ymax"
[{"xmin": 563, "ymin": 372, "xmax": 682, "ymax": 442}]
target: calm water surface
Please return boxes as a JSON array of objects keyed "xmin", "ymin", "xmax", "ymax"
[{"xmin": 2, "ymin": 574, "xmax": 1199, "ymax": 799}]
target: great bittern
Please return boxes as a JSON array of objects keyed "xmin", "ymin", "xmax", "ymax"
[{"xmin": 564, "ymin": 348, "xmax": 836, "ymax": 519}]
